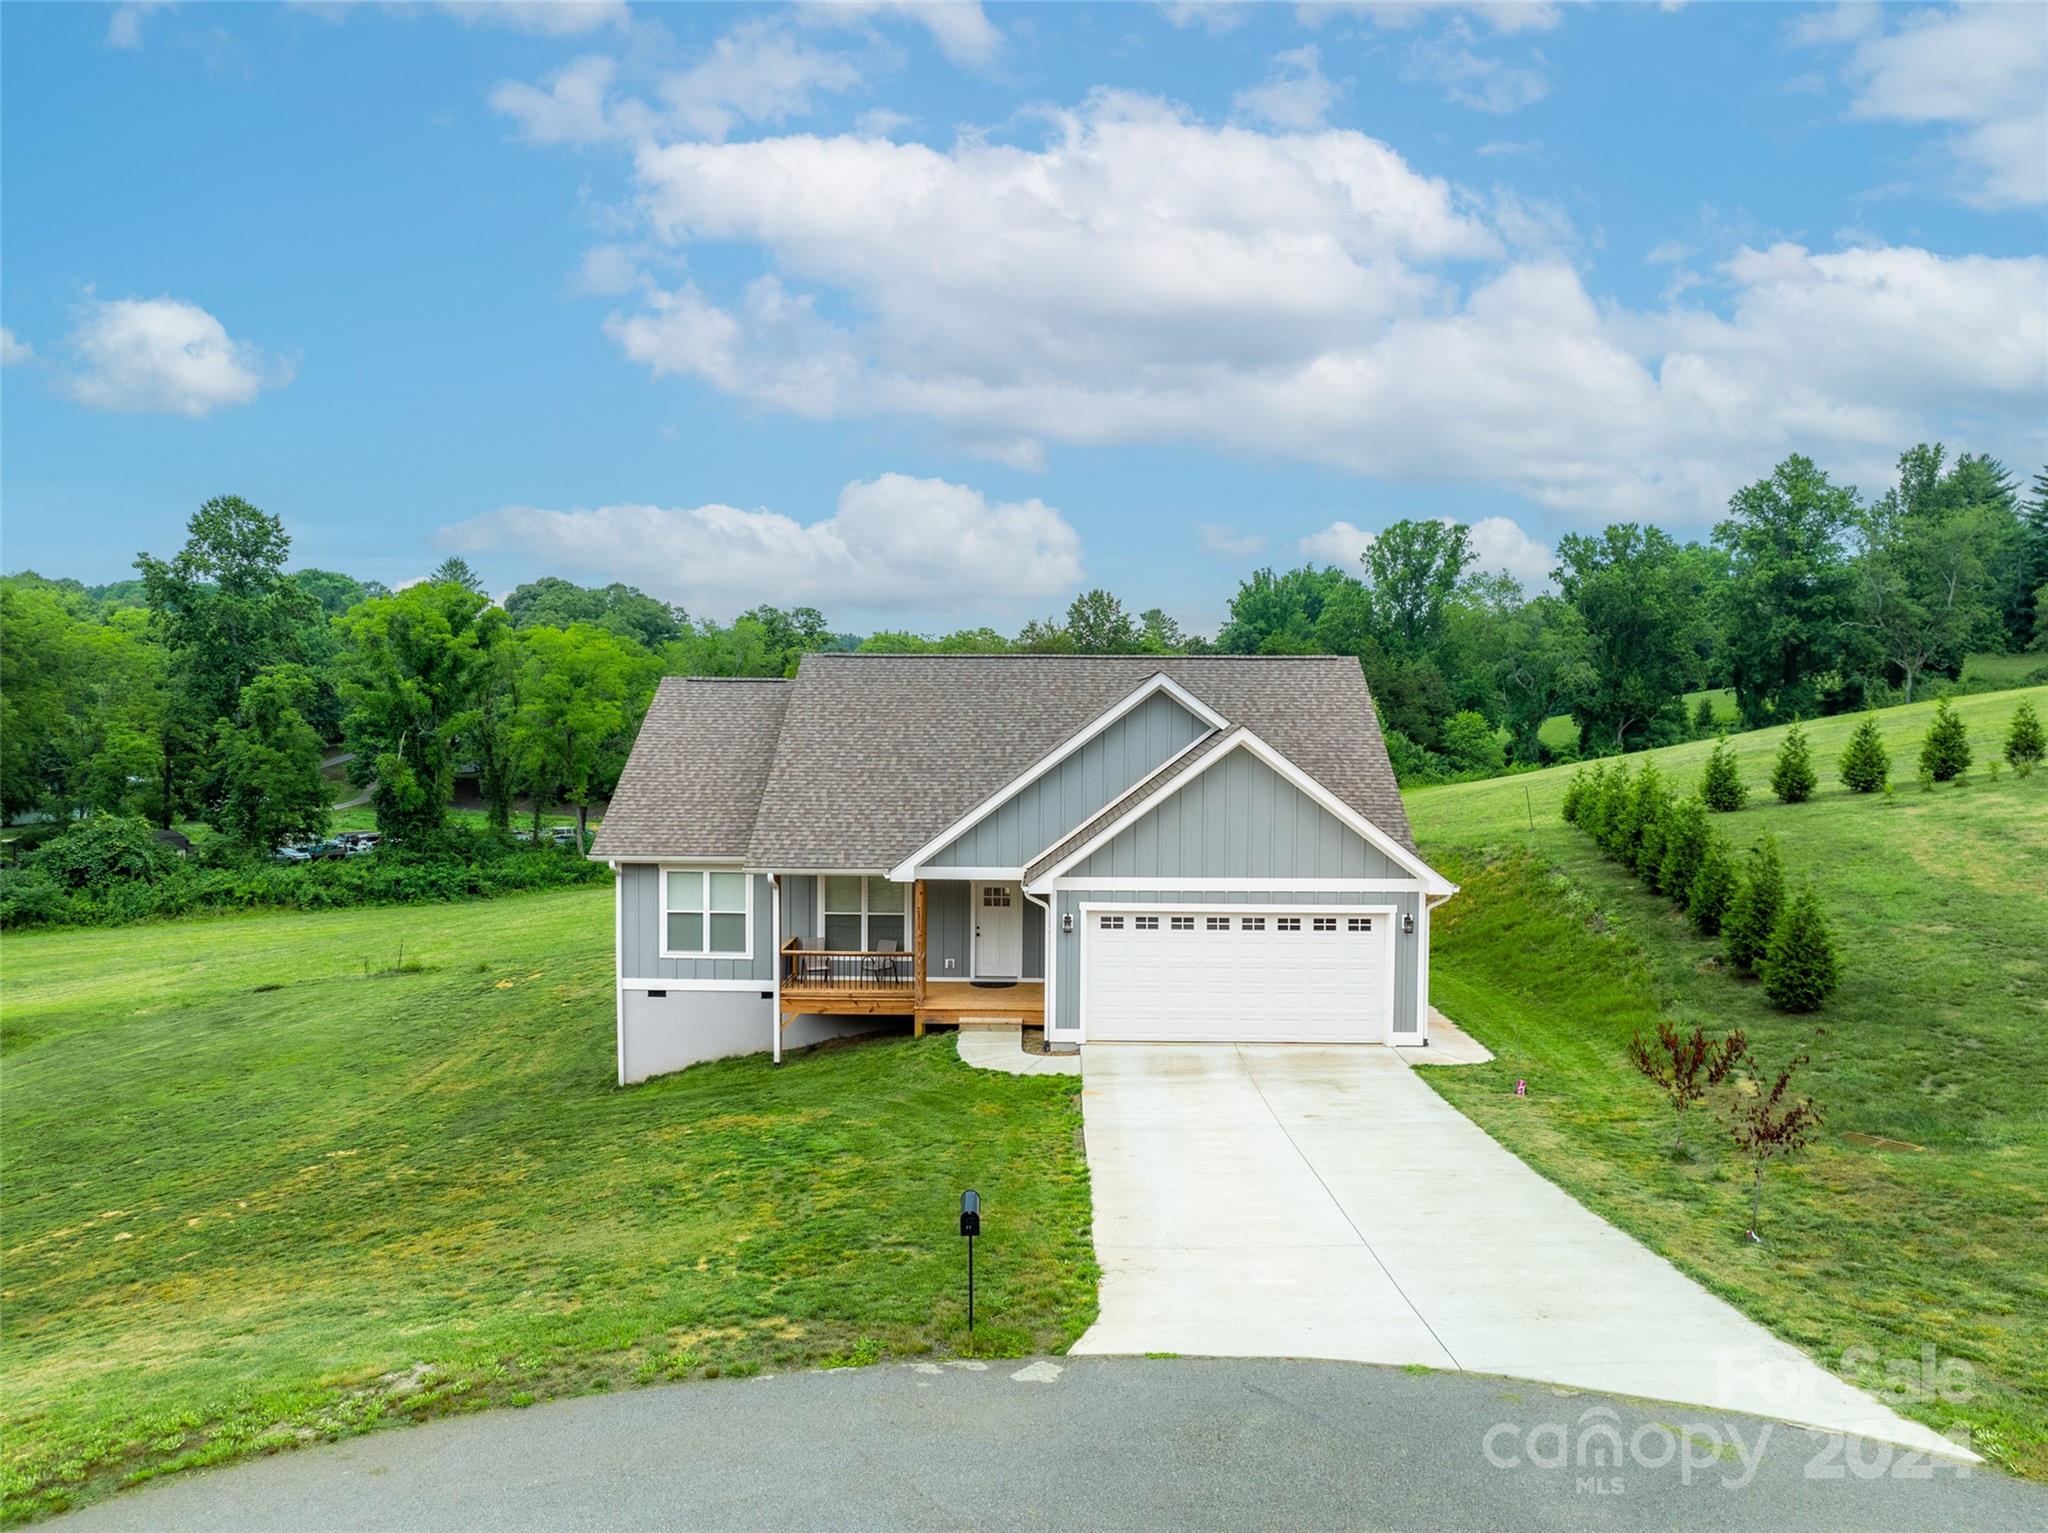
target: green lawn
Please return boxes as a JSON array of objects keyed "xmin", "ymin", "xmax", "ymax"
[
  {"xmin": 1963, "ymin": 650, "xmax": 2048, "ymax": 688},
  {"xmin": 1407, "ymin": 684, "xmax": 2048, "ymax": 1478},
  {"xmin": 0, "ymin": 891, "xmax": 1096, "ymax": 1523}
]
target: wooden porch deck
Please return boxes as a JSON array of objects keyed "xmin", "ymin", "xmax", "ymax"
[{"xmin": 777, "ymin": 880, "xmax": 1045, "ymax": 1036}]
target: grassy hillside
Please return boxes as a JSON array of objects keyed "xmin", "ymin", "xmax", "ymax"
[
  {"xmin": 1407, "ymin": 685, "xmax": 2048, "ymax": 1476},
  {"xmin": 0, "ymin": 892, "xmax": 1095, "ymax": 1523}
]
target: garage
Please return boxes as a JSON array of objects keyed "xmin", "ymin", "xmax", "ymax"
[{"xmin": 1081, "ymin": 906, "xmax": 1394, "ymax": 1043}]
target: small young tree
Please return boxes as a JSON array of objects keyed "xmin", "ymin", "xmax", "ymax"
[
  {"xmin": 1837, "ymin": 712, "xmax": 1890, "ymax": 793},
  {"xmin": 1723, "ymin": 833, "xmax": 1784, "ymax": 975},
  {"xmin": 1688, "ymin": 831, "xmax": 1739, "ymax": 936},
  {"xmin": 1622, "ymin": 764, "xmax": 1672, "ymax": 881},
  {"xmin": 1628, "ymin": 1021, "xmax": 1747, "ymax": 1153},
  {"xmin": 1730, "ymin": 1050, "xmax": 1826, "ymax": 1242},
  {"xmin": 1692, "ymin": 694, "xmax": 1717, "ymax": 736},
  {"xmin": 1657, "ymin": 795, "xmax": 1711, "ymax": 906},
  {"xmin": 1440, "ymin": 710, "xmax": 1507, "ymax": 777},
  {"xmin": 2005, "ymin": 699, "xmax": 2045, "ymax": 777},
  {"xmin": 1771, "ymin": 720, "xmax": 1817, "ymax": 804},
  {"xmin": 1560, "ymin": 762, "xmax": 1602, "ymax": 826},
  {"xmin": 1762, "ymin": 883, "xmax": 1841, "ymax": 1012},
  {"xmin": 1699, "ymin": 734, "xmax": 1747, "ymax": 812},
  {"xmin": 1919, "ymin": 696, "xmax": 1972, "ymax": 782},
  {"xmin": 1592, "ymin": 762, "xmax": 1633, "ymax": 855}
]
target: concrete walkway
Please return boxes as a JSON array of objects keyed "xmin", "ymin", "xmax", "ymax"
[
  {"xmin": 1071, "ymin": 1044, "xmax": 1968, "ymax": 1459},
  {"xmin": 956, "ymin": 1027, "xmax": 1081, "ymax": 1076}
]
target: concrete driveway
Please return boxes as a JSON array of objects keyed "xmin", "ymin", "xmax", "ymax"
[{"xmin": 1070, "ymin": 1044, "xmax": 1965, "ymax": 1458}]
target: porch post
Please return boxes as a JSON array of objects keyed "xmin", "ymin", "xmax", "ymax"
[{"xmin": 913, "ymin": 877, "xmax": 928, "ymax": 1037}]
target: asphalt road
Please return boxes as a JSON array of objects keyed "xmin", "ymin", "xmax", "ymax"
[{"xmin": 53, "ymin": 1358, "xmax": 2040, "ymax": 1532}]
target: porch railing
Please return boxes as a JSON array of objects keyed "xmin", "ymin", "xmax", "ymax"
[{"xmin": 781, "ymin": 937, "xmax": 917, "ymax": 992}]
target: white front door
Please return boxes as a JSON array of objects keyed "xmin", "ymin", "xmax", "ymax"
[
  {"xmin": 974, "ymin": 883, "xmax": 1023, "ymax": 978},
  {"xmin": 1084, "ymin": 908, "xmax": 1393, "ymax": 1043}
]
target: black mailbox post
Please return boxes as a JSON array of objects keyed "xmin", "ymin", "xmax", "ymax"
[{"xmin": 960, "ymin": 1190, "xmax": 981, "ymax": 1331}]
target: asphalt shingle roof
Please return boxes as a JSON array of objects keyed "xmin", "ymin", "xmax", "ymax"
[
  {"xmin": 589, "ymin": 677, "xmax": 790, "ymax": 861},
  {"xmin": 596, "ymin": 654, "xmax": 1414, "ymax": 866}
]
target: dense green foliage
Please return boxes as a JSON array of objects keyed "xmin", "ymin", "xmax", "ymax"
[
  {"xmin": 1686, "ymin": 831, "xmax": 1738, "ymax": 936},
  {"xmin": 0, "ymin": 892, "xmax": 1095, "ymax": 1520},
  {"xmin": 1838, "ymin": 713, "xmax": 1891, "ymax": 793},
  {"xmin": 1770, "ymin": 720, "xmax": 1817, "ymax": 803}
]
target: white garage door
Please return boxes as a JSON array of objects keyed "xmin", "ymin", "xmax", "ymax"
[{"xmin": 1083, "ymin": 908, "xmax": 1392, "ymax": 1044}]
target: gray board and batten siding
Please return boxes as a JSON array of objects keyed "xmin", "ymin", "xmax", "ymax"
[{"xmin": 922, "ymin": 689, "xmax": 1211, "ymax": 870}]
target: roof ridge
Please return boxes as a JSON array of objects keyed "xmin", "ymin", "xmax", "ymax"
[{"xmin": 798, "ymin": 652, "xmax": 1357, "ymax": 662}]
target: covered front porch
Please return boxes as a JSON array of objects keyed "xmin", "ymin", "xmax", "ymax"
[{"xmin": 777, "ymin": 877, "xmax": 1046, "ymax": 1035}]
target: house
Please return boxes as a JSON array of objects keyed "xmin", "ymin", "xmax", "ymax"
[{"xmin": 591, "ymin": 654, "xmax": 1457, "ymax": 1084}]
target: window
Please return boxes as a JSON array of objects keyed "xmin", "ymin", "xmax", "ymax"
[
  {"xmin": 1206, "ymin": 916, "xmax": 1230, "ymax": 931},
  {"xmin": 1348, "ymin": 917, "xmax": 1373, "ymax": 933},
  {"xmin": 981, "ymin": 885, "xmax": 1012, "ymax": 908},
  {"xmin": 1135, "ymin": 915, "xmax": 1160, "ymax": 931},
  {"xmin": 1170, "ymin": 915, "xmax": 1195, "ymax": 931},
  {"xmin": 823, "ymin": 876, "xmax": 904, "ymax": 951},
  {"xmin": 1100, "ymin": 914, "xmax": 1125, "ymax": 930},
  {"xmin": 1276, "ymin": 917, "xmax": 1302, "ymax": 932},
  {"xmin": 1241, "ymin": 916, "xmax": 1266, "ymax": 932},
  {"xmin": 1313, "ymin": 917, "xmax": 1337, "ymax": 933},
  {"xmin": 665, "ymin": 869, "xmax": 750, "ymax": 957}
]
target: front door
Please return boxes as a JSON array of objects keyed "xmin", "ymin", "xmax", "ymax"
[{"xmin": 975, "ymin": 883, "xmax": 1023, "ymax": 978}]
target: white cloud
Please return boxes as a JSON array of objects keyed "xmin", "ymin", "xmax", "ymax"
[
  {"xmin": 1465, "ymin": 514, "xmax": 1552, "ymax": 588},
  {"xmin": 59, "ymin": 297, "xmax": 288, "ymax": 417},
  {"xmin": 576, "ymin": 91, "xmax": 2043, "ymax": 524},
  {"xmin": 801, "ymin": 1, "xmax": 1002, "ymax": 69},
  {"xmin": 1403, "ymin": 21, "xmax": 1552, "ymax": 113},
  {"xmin": 0, "ymin": 327, "xmax": 32, "ymax": 366},
  {"xmin": 1299, "ymin": 520, "xmax": 1374, "ymax": 565},
  {"xmin": 1198, "ymin": 523, "xmax": 1268, "ymax": 556},
  {"xmin": 439, "ymin": 473, "xmax": 1082, "ymax": 621},
  {"xmin": 1161, "ymin": 1, "xmax": 1248, "ymax": 34},
  {"xmin": 106, "ymin": 1, "xmax": 173, "ymax": 49},
  {"xmin": 1805, "ymin": 2, "xmax": 2047, "ymax": 207},
  {"xmin": 1476, "ymin": 138, "xmax": 1543, "ymax": 157},
  {"xmin": 433, "ymin": 1, "xmax": 628, "ymax": 35},
  {"xmin": 1235, "ymin": 46, "xmax": 1343, "ymax": 130},
  {"xmin": 660, "ymin": 19, "xmax": 864, "ymax": 140},
  {"xmin": 492, "ymin": 23, "xmax": 865, "ymax": 146},
  {"xmin": 1303, "ymin": 3, "xmax": 1564, "ymax": 36},
  {"xmin": 571, "ymin": 243, "xmax": 647, "ymax": 296}
]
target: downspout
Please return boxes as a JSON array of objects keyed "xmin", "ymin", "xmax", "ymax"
[
  {"xmin": 611, "ymin": 861, "xmax": 625, "ymax": 1087},
  {"xmin": 770, "ymin": 872, "xmax": 783, "ymax": 1067},
  {"xmin": 1024, "ymin": 889, "xmax": 1054, "ymax": 1038}
]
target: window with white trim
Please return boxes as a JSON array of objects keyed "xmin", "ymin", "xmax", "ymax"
[
  {"xmin": 664, "ymin": 869, "xmax": 750, "ymax": 957},
  {"xmin": 1241, "ymin": 916, "xmax": 1266, "ymax": 931},
  {"xmin": 1135, "ymin": 915, "xmax": 1160, "ymax": 931},
  {"xmin": 1170, "ymin": 915, "xmax": 1195, "ymax": 931},
  {"xmin": 1100, "ymin": 914, "xmax": 1125, "ymax": 930},
  {"xmin": 1348, "ymin": 916, "xmax": 1373, "ymax": 932},
  {"xmin": 822, "ymin": 876, "xmax": 904, "ymax": 951},
  {"xmin": 1205, "ymin": 916, "xmax": 1229, "ymax": 931},
  {"xmin": 1313, "ymin": 917, "xmax": 1338, "ymax": 932},
  {"xmin": 1276, "ymin": 917, "xmax": 1302, "ymax": 932}
]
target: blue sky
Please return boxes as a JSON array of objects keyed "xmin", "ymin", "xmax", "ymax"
[{"xmin": 3, "ymin": 1, "xmax": 2044, "ymax": 634}]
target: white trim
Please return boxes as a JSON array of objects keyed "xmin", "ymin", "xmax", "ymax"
[
  {"xmin": 621, "ymin": 978, "xmax": 776, "ymax": 992},
  {"xmin": 1040, "ymin": 877, "xmax": 1428, "ymax": 893},
  {"xmin": 815, "ymin": 873, "xmax": 909, "ymax": 953},
  {"xmin": 1076, "ymin": 900, "xmax": 1397, "ymax": 1046},
  {"xmin": 772, "ymin": 867, "xmax": 889, "ymax": 877},
  {"xmin": 613, "ymin": 869, "xmax": 626, "ymax": 1087},
  {"xmin": 886, "ymin": 672, "xmax": 1226, "ymax": 880},
  {"xmin": 1026, "ymin": 727, "xmax": 1457, "ymax": 897},
  {"xmin": 769, "ymin": 872, "xmax": 783, "ymax": 1066},
  {"xmin": 611, "ymin": 855, "xmax": 744, "ymax": 865},
  {"xmin": 657, "ymin": 865, "xmax": 757, "ymax": 960},
  {"xmin": 1025, "ymin": 889, "xmax": 1054, "ymax": 1032},
  {"xmin": 904, "ymin": 865, "xmax": 1024, "ymax": 881}
]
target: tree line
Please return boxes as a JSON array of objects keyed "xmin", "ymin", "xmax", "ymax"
[{"xmin": 3, "ymin": 443, "xmax": 2044, "ymax": 851}]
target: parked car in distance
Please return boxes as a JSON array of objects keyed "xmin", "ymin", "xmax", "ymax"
[{"xmin": 272, "ymin": 843, "xmax": 313, "ymax": 864}]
